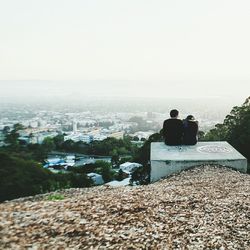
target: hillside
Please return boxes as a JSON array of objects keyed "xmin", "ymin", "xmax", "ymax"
[{"xmin": 0, "ymin": 166, "xmax": 249, "ymax": 249}]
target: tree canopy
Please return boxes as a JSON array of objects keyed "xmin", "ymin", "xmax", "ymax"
[{"xmin": 205, "ymin": 96, "xmax": 250, "ymax": 162}]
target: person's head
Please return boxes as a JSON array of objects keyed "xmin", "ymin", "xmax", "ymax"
[
  {"xmin": 170, "ymin": 109, "xmax": 179, "ymax": 118},
  {"xmin": 186, "ymin": 115, "xmax": 195, "ymax": 121}
]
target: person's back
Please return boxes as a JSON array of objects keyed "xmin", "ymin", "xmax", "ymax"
[
  {"xmin": 183, "ymin": 115, "xmax": 198, "ymax": 145},
  {"xmin": 163, "ymin": 109, "xmax": 184, "ymax": 145}
]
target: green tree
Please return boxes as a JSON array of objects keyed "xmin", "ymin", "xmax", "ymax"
[
  {"xmin": 115, "ymin": 169, "xmax": 126, "ymax": 181},
  {"xmin": 0, "ymin": 152, "xmax": 52, "ymax": 201},
  {"xmin": 68, "ymin": 173, "xmax": 93, "ymax": 188},
  {"xmin": 132, "ymin": 132, "xmax": 163, "ymax": 184},
  {"xmin": 204, "ymin": 96, "xmax": 250, "ymax": 163},
  {"xmin": 2, "ymin": 126, "xmax": 10, "ymax": 134},
  {"xmin": 13, "ymin": 123, "xmax": 25, "ymax": 131},
  {"xmin": 111, "ymin": 149, "xmax": 119, "ymax": 166},
  {"xmin": 94, "ymin": 160, "xmax": 113, "ymax": 182},
  {"xmin": 42, "ymin": 137, "xmax": 56, "ymax": 152},
  {"xmin": 4, "ymin": 130, "xmax": 19, "ymax": 146},
  {"xmin": 53, "ymin": 134, "xmax": 64, "ymax": 148}
]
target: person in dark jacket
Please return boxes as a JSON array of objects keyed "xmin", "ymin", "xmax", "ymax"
[
  {"xmin": 163, "ymin": 109, "xmax": 184, "ymax": 145},
  {"xmin": 183, "ymin": 115, "xmax": 198, "ymax": 145}
]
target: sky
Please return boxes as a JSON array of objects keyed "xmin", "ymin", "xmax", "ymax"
[{"xmin": 0, "ymin": 0, "xmax": 249, "ymax": 100}]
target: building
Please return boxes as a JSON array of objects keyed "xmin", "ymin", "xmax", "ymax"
[
  {"xmin": 93, "ymin": 134, "xmax": 107, "ymax": 141},
  {"xmin": 44, "ymin": 156, "xmax": 75, "ymax": 170},
  {"xmin": 36, "ymin": 132, "xmax": 58, "ymax": 144},
  {"xmin": 73, "ymin": 120, "xmax": 77, "ymax": 133},
  {"xmin": 65, "ymin": 155, "xmax": 75, "ymax": 167},
  {"xmin": 130, "ymin": 131, "xmax": 154, "ymax": 141},
  {"xmin": 88, "ymin": 129, "xmax": 101, "ymax": 136},
  {"xmin": 80, "ymin": 134, "xmax": 93, "ymax": 143},
  {"xmin": 108, "ymin": 131, "xmax": 124, "ymax": 140},
  {"xmin": 87, "ymin": 173, "xmax": 104, "ymax": 185},
  {"xmin": 45, "ymin": 157, "xmax": 64, "ymax": 167},
  {"xmin": 119, "ymin": 162, "xmax": 142, "ymax": 174},
  {"xmin": 64, "ymin": 133, "xmax": 93, "ymax": 143}
]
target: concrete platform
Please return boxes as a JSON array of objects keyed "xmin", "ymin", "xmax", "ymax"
[{"xmin": 150, "ymin": 141, "xmax": 247, "ymax": 182}]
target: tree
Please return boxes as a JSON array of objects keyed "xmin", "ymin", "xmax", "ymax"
[
  {"xmin": 4, "ymin": 130, "xmax": 19, "ymax": 146},
  {"xmin": 94, "ymin": 160, "xmax": 113, "ymax": 182},
  {"xmin": 13, "ymin": 123, "xmax": 25, "ymax": 131},
  {"xmin": 197, "ymin": 131, "xmax": 205, "ymax": 141},
  {"xmin": 204, "ymin": 96, "xmax": 250, "ymax": 163},
  {"xmin": 132, "ymin": 132, "xmax": 163, "ymax": 184},
  {"xmin": 134, "ymin": 132, "xmax": 163, "ymax": 165},
  {"xmin": 0, "ymin": 152, "xmax": 52, "ymax": 201},
  {"xmin": 133, "ymin": 136, "xmax": 140, "ymax": 141},
  {"xmin": 42, "ymin": 137, "xmax": 56, "ymax": 152},
  {"xmin": 2, "ymin": 126, "xmax": 10, "ymax": 135},
  {"xmin": 68, "ymin": 173, "xmax": 93, "ymax": 188},
  {"xmin": 53, "ymin": 134, "xmax": 64, "ymax": 149},
  {"xmin": 27, "ymin": 143, "xmax": 48, "ymax": 161},
  {"xmin": 111, "ymin": 149, "xmax": 119, "ymax": 166},
  {"xmin": 130, "ymin": 164, "xmax": 150, "ymax": 185},
  {"xmin": 115, "ymin": 169, "xmax": 126, "ymax": 181}
]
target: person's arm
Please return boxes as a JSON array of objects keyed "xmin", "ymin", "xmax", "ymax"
[
  {"xmin": 163, "ymin": 120, "xmax": 167, "ymax": 138},
  {"xmin": 195, "ymin": 122, "xmax": 199, "ymax": 135}
]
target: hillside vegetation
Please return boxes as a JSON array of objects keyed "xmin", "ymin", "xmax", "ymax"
[{"xmin": 204, "ymin": 96, "xmax": 250, "ymax": 162}]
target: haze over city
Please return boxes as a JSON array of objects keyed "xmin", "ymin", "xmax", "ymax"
[{"xmin": 0, "ymin": 0, "xmax": 249, "ymax": 104}]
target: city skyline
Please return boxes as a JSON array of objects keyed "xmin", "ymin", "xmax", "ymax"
[{"xmin": 0, "ymin": 80, "xmax": 248, "ymax": 103}]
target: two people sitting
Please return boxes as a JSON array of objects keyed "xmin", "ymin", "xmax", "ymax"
[{"xmin": 163, "ymin": 109, "xmax": 198, "ymax": 146}]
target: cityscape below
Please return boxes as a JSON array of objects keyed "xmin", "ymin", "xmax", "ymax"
[{"xmin": 0, "ymin": 95, "xmax": 241, "ymax": 147}]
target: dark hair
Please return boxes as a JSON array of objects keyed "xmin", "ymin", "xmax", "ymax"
[
  {"xmin": 186, "ymin": 115, "xmax": 195, "ymax": 120},
  {"xmin": 170, "ymin": 109, "xmax": 179, "ymax": 118}
]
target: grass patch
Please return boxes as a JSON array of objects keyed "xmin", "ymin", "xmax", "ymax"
[{"xmin": 47, "ymin": 194, "xmax": 65, "ymax": 201}]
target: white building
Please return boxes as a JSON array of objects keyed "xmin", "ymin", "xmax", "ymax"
[
  {"xmin": 65, "ymin": 155, "xmax": 75, "ymax": 166},
  {"xmin": 93, "ymin": 134, "xmax": 107, "ymax": 141},
  {"xmin": 73, "ymin": 120, "xmax": 77, "ymax": 133},
  {"xmin": 64, "ymin": 133, "xmax": 93, "ymax": 143},
  {"xmin": 119, "ymin": 162, "xmax": 142, "ymax": 174},
  {"xmin": 80, "ymin": 134, "xmax": 93, "ymax": 143},
  {"xmin": 87, "ymin": 173, "xmax": 104, "ymax": 185}
]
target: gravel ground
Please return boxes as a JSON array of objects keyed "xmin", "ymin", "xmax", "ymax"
[{"xmin": 0, "ymin": 165, "xmax": 249, "ymax": 250}]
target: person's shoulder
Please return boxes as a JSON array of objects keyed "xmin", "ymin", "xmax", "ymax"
[
  {"xmin": 190, "ymin": 120, "xmax": 198, "ymax": 125},
  {"xmin": 176, "ymin": 119, "xmax": 184, "ymax": 124},
  {"xmin": 164, "ymin": 118, "xmax": 171, "ymax": 123},
  {"xmin": 189, "ymin": 120, "xmax": 198, "ymax": 128}
]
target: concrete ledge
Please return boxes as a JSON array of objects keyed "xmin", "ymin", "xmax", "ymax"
[{"xmin": 150, "ymin": 141, "xmax": 247, "ymax": 182}]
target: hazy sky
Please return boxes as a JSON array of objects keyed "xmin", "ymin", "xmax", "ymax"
[{"xmin": 0, "ymin": 0, "xmax": 249, "ymax": 100}]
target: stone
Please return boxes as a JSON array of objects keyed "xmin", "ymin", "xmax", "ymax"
[{"xmin": 150, "ymin": 141, "xmax": 247, "ymax": 182}]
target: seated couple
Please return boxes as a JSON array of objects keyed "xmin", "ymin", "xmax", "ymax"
[{"xmin": 163, "ymin": 109, "xmax": 198, "ymax": 146}]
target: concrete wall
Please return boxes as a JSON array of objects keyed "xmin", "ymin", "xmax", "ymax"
[{"xmin": 150, "ymin": 142, "xmax": 247, "ymax": 182}]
